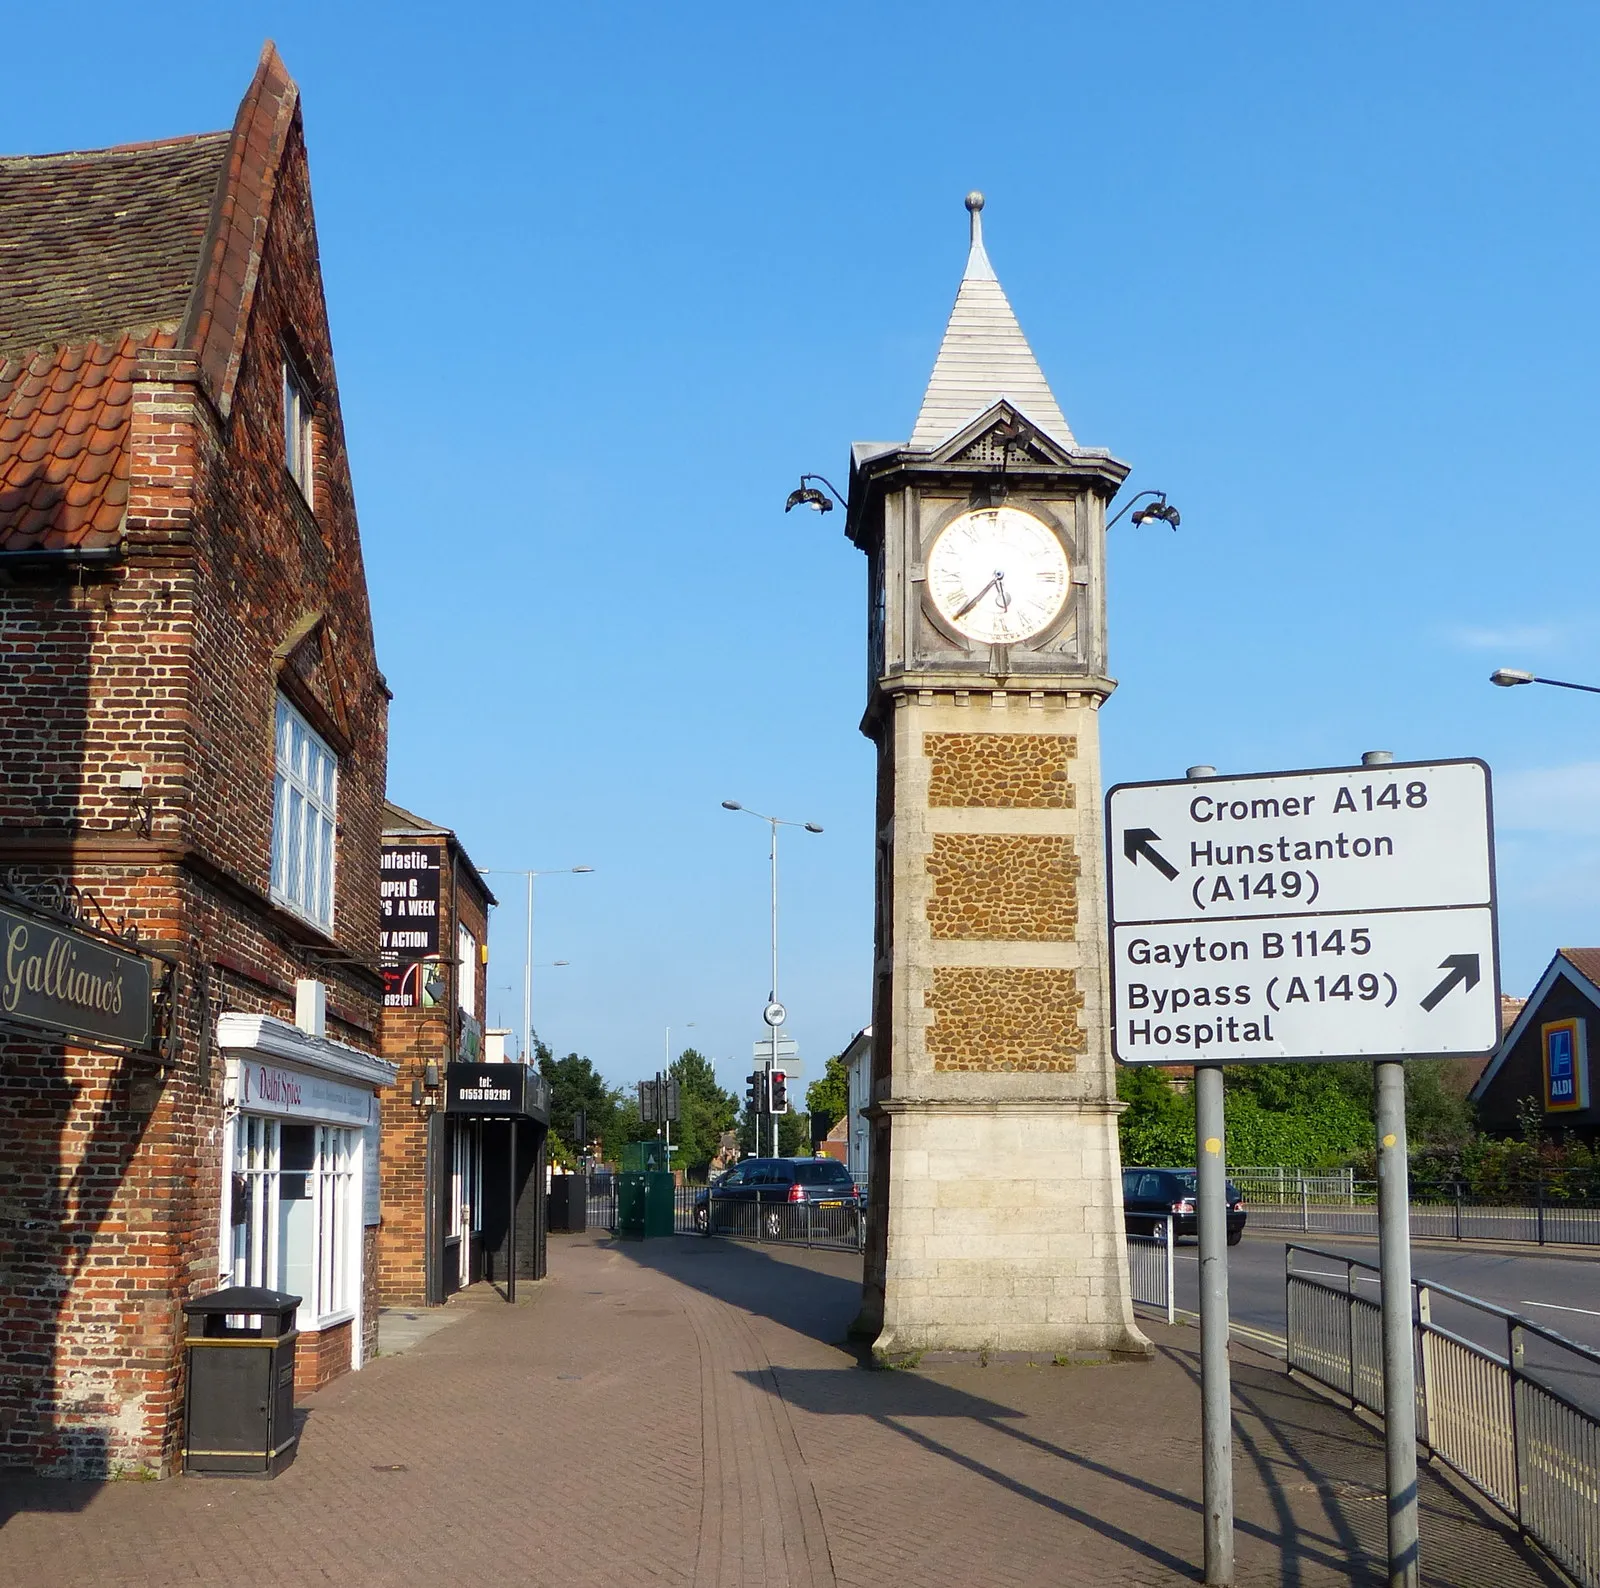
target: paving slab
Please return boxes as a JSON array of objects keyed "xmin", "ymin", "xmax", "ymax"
[{"xmin": 0, "ymin": 1232, "xmax": 1567, "ymax": 1587}]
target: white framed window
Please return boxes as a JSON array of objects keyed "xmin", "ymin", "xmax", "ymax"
[
  {"xmin": 229, "ymin": 1116, "xmax": 357, "ymax": 1326},
  {"xmin": 271, "ymin": 696, "xmax": 338, "ymax": 931},
  {"xmin": 284, "ymin": 361, "xmax": 315, "ymax": 504},
  {"xmin": 230, "ymin": 1114, "xmax": 279, "ymax": 1289},
  {"xmin": 457, "ymin": 924, "xmax": 478, "ymax": 1017}
]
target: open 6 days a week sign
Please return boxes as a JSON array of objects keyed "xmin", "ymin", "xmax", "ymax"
[{"xmin": 1105, "ymin": 759, "xmax": 1500, "ymax": 1065}]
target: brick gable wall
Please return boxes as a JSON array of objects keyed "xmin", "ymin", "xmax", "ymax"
[{"xmin": 0, "ymin": 113, "xmax": 388, "ymax": 1477}]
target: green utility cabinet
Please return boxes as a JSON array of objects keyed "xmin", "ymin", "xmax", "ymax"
[{"xmin": 617, "ymin": 1142, "xmax": 675, "ymax": 1237}]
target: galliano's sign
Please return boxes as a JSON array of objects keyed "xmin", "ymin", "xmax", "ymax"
[{"xmin": 0, "ymin": 899, "xmax": 153, "ymax": 1048}]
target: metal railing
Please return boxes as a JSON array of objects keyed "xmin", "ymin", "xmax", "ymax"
[
  {"xmin": 1126, "ymin": 1216, "xmax": 1175, "ymax": 1325},
  {"xmin": 1285, "ymin": 1243, "xmax": 1600, "ymax": 1586},
  {"xmin": 1233, "ymin": 1165, "xmax": 1356, "ymax": 1197},
  {"xmin": 702, "ymin": 1196, "xmax": 865, "ymax": 1252},
  {"xmin": 582, "ymin": 1175, "xmax": 864, "ymax": 1252},
  {"xmin": 1240, "ymin": 1176, "xmax": 1600, "ymax": 1246}
]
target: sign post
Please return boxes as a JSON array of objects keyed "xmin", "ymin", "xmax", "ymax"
[{"xmin": 1106, "ymin": 755, "xmax": 1499, "ymax": 1588}]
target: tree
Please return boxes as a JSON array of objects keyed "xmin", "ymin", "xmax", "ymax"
[
  {"xmin": 778, "ymin": 1109, "xmax": 812, "ymax": 1156},
  {"xmin": 667, "ymin": 1047, "xmax": 740, "ymax": 1173},
  {"xmin": 604, "ymin": 1094, "xmax": 647, "ymax": 1166},
  {"xmin": 805, "ymin": 1054, "xmax": 849, "ymax": 1136},
  {"xmin": 1116, "ymin": 1064, "xmax": 1192, "ymax": 1165},
  {"xmin": 537, "ymin": 1043, "xmax": 622, "ymax": 1159}
]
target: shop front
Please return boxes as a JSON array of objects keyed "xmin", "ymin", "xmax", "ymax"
[
  {"xmin": 218, "ymin": 1010, "xmax": 397, "ymax": 1392},
  {"xmin": 445, "ymin": 1061, "xmax": 551, "ymax": 1298}
]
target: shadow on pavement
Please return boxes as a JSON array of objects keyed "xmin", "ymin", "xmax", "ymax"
[
  {"xmin": 1163, "ymin": 1336, "xmax": 1567, "ymax": 1588},
  {"xmin": 756, "ymin": 1362, "xmax": 1379, "ymax": 1582},
  {"xmin": 600, "ymin": 1233, "xmax": 864, "ymax": 1350},
  {"xmin": 0, "ymin": 1473, "xmax": 102, "ymax": 1525}
]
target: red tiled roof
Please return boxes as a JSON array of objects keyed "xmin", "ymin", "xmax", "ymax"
[
  {"xmin": 0, "ymin": 332, "xmax": 167, "ymax": 551},
  {"xmin": 1559, "ymin": 948, "xmax": 1600, "ymax": 989},
  {"xmin": 0, "ymin": 43, "xmax": 298, "ymax": 554}
]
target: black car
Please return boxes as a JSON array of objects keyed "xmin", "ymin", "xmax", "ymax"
[
  {"xmin": 1122, "ymin": 1167, "xmax": 1246, "ymax": 1245},
  {"xmin": 694, "ymin": 1157, "xmax": 861, "ymax": 1236}
]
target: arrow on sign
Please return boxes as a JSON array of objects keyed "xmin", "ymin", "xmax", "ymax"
[
  {"xmin": 1123, "ymin": 828, "xmax": 1179, "ymax": 881},
  {"xmin": 1419, "ymin": 954, "xmax": 1481, "ymax": 1012}
]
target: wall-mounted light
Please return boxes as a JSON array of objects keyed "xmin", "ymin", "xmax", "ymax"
[
  {"xmin": 784, "ymin": 474, "xmax": 848, "ymax": 514},
  {"xmin": 117, "ymin": 767, "xmax": 154, "ymax": 838},
  {"xmin": 424, "ymin": 1060, "xmax": 440, "ymax": 1089},
  {"xmin": 1108, "ymin": 488, "xmax": 1183, "ymax": 532}
]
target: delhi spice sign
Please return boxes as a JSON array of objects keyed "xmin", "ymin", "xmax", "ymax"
[
  {"xmin": 1105, "ymin": 758, "xmax": 1500, "ymax": 1065},
  {"xmin": 0, "ymin": 898, "xmax": 153, "ymax": 1048}
]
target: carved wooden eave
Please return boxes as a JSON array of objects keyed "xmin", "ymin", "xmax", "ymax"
[{"xmin": 845, "ymin": 400, "xmax": 1131, "ymax": 551}]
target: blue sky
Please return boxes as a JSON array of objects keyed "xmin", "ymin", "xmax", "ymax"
[{"xmin": 9, "ymin": 3, "xmax": 1599, "ymax": 1093}]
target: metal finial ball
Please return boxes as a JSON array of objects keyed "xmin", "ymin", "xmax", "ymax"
[{"xmin": 965, "ymin": 191, "xmax": 985, "ymax": 213}]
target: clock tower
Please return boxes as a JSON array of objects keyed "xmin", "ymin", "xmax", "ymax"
[{"xmin": 847, "ymin": 195, "xmax": 1148, "ymax": 1357}]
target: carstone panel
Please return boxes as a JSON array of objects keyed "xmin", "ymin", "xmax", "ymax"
[
  {"xmin": 925, "ymin": 966, "xmax": 1085, "ymax": 1071},
  {"xmin": 924, "ymin": 732, "xmax": 1076, "ymax": 808},
  {"xmin": 926, "ymin": 833, "xmax": 1079, "ymax": 940}
]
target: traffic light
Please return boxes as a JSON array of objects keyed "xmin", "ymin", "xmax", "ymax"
[
  {"xmin": 572, "ymin": 1107, "xmax": 588, "ymax": 1150},
  {"xmin": 745, "ymin": 1071, "xmax": 767, "ymax": 1115},
  {"xmin": 769, "ymin": 1069, "xmax": 789, "ymax": 1114},
  {"xmin": 664, "ymin": 1076, "xmax": 681, "ymax": 1123}
]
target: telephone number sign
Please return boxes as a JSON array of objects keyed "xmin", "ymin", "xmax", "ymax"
[{"xmin": 1106, "ymin": 759, "xmax": 1500, "ymax": 1066}]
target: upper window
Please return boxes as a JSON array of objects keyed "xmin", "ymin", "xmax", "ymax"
[
  {"xmin": 457, "ymin": 924, "xmax": 478, "ymax": 1017},
  {"xmin": 271, "ymin": 696, "xmax": 338, "ymax": 930},
  {"xmin": 283, "ymin": 362, "xmax": 315, "ymax": 505}
]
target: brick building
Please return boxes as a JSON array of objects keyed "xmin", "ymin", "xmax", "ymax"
[
  {"xmin": 0, "ymin": 44, "xmax": 394, "ymax": 1476},
  {"xmin": 377, "ymin": 803, "xmax": 548, "ymax": 1307}
]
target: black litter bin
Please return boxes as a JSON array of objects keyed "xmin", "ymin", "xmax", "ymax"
[
  {"xmin": 548, "ymin": 1174, "xmax": 587, "ymax": 1233},
  {"xmin": 183, "ymin": 1286, "xmax": 300, "ymax": 1478}
]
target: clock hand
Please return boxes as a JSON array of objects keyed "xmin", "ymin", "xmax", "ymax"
[
  {"xmin": 993, "ymin": 571, "xmax": 1011, "ymax": 612},
  {"xmin": 953, "ymin": 572, "xmax": 1003, "ymax": 621}
]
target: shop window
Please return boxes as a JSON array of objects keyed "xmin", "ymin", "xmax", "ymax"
[
  {"xmin": 228, "ymin": 1116, "xmax": 357, "ymax": 1326},
  {"xmin": 271, "ymin": 695, "xmax": 338, "ymax": 931},
  {"xmin": 284, "ymin": 361, "xmax": 315, "ymax": 506}
]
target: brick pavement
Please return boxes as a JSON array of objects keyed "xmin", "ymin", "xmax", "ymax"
[{"xmin": 0, "ymin": 1232, "xmax": 1567, "ymax": 1587}]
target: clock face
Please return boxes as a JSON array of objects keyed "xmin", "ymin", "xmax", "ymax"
[{"xmin": 926, "ymin": 506, "xmax": 1070, "ymax": 644}]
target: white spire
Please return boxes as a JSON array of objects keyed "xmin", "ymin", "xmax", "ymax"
[{"xmin": 909, "ymin": 192, "xmax": 1074, "ymax": 451}]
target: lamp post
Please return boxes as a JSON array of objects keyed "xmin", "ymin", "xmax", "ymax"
[
  {"xmin": 721, "ymin": 801, "xmax": 822, "ymax": 1156},
  {"xmin": 481, "ymin": 867, "xmax": 594, "ymax": 1063},
  {"xmin": 1490, "ymin": 668, "xmax": 1600, "ymax": 695}
]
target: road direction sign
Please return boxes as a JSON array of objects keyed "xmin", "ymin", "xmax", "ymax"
[{"xmin": 1106, "ymin": 758, "xmax": 1500, "ymax": 1065}]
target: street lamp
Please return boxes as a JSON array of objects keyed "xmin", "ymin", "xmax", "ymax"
[
  {"xmin": 784, "ymin": 474, "xmax": 848, "ymax": 514},
  {"xmin": 481, "ymin": 867, "xmax": 594, "ymax": 1063},
  {"xmin": 1490, "ymin": 668, "xmax": 1600, "ymax": 695},
  {"xmin": 721, "ymin": 801, "xmax": 822, "ymax": 1155},
  {"xmin": 1107, "ymin": 488, "xmax": 1182, "ymax": 530}
]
